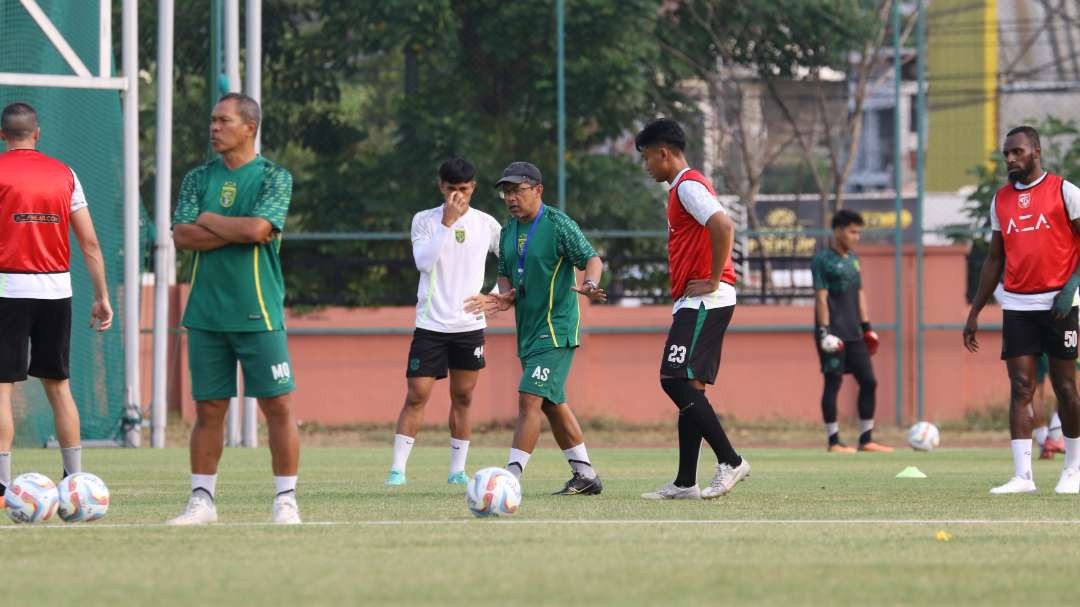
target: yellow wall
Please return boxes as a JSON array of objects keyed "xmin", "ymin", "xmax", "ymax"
[{"xmin": 927, "ymin": 0, "xmax": 997, "ymax": 191}]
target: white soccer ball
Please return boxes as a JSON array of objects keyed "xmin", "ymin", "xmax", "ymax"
[
  {"xmin": 4, "ymin": 472, "xmax": 60, "ymax": 524},
  {"xmin": 57, "ymin": 472, "xmax": 110, "ymax": 523},
  {"xmin": 465, "ymin": 467, "xmax": 521, "ymax": 517},
  {"xmin": 907, "ymin": 421, "xmax": 940, "ymax": 452},
  {"xmin": 820, "ymin": 334, "xmax": 844, "ymax": 353}
]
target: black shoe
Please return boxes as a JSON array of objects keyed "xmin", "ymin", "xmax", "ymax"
[{"xmin": 552, "ymin": 473, "xmax": 603, "ymax": 496}]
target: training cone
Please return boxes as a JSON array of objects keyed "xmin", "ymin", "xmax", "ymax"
[{"xmin": 895, "ymin": 466, "xmax": 927, "ymax": 479}]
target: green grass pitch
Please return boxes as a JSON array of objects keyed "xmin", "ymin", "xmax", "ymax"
[{"xmin": 3, "ymin": 446, "xmax": 1080, "ymax": 605}]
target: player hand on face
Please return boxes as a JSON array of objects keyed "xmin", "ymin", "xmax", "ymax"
[
  {"xmin": 91, "ymin": 298, "xmax": 113, "ymax": 333},
  {"xmin": 962, "ymin": 314, "xmax": 979, "ymax": 352},
  {"xmin": 465, "ymin": 289, "xmax": 516, "ymax": 316},
  {"xmin": 571, "ymin": 280, "xmax": 607, "ymax": 303},
  {"xmin": 441, "ymin": 191, "xmax": 469, "ymax": 227},
  {"xmin": 682, "ymin": 278, "xmax": 719, "ymax": 298}
]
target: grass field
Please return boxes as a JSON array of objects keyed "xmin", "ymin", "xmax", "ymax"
[{"xmin": 4, "ymin": 445, "xmax": 1080, "ymax": 606}]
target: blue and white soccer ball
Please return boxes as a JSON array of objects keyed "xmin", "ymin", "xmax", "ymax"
[
  {"xmin": 465, "ymin": 467, "xmax": 521, "ymax": 517},
  {"xmin": 4, "ymin": 472, "xmax": 60, "ymax": 524},
  {"xmin": 907, "ymin": 421, "xmax": 940, "ymax": 452},
  {"xmin": 57, "ymin": 472, "xmax": 110, "ymax": 523}
]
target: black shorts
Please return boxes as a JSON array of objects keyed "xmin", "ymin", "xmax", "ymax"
[
  {"xmin": 659, "ymin": 305, "xmax": 734, "ymax": 384},
  {"xmin": 1001, "ymin": 307, "xmax": 1079, "ymax": 361},
  {"xmin": 816, "ymin": 335, "xmax": 873, "ymax": 375},
  {"xmin": 406, "ymin": 328, "xmax": 486, "ymax": 379},
  {"xmin": 0, "ymin": 297, "xmax": 72, "ymax": 382}
]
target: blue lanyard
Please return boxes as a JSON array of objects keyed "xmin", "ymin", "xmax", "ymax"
[{"xmin": 515, "ymin": 203, "xmax": 545, "ymax": 287}]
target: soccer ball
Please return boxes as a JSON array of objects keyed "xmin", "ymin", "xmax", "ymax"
[
  {"xmin": 57, "ymin": 472, "xmax": 110, "ymax": 522},
  {"xmin": 4, "ymin": 472, "xmax": 60, "ymax": 524},
  {"xmin": 907, "ymin": 421, "xmax": 940, "ymax": 452},
  {"xmin": 465, "ymin": 467, "xmax": 521, "ymax": 517},
  {"xmin": 820, "ymin": 334, "xmax": 844, "ymax": 353}
]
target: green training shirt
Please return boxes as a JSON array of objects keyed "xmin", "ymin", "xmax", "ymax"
[
  {"xmin": 810, "ymin": 247, "xmax": 862, "ymax": 341},
  {"xmin": 498, "ymin": 204, "xmax": 598, "ymax": 358},
  {"xmin": 173, "ymin": 156, "xmax": 293, "ymax": 333}
]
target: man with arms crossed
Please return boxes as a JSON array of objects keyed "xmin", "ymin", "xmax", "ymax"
[
  {"xmin": 965, "ymin": 125, "xmax": 1080, "ymax": 494},
  {"xmin": 386, "ymin": 157, "xmax": 502, "ymax": 486},
  {"xmin": 0, "ymin": 102, "xmax": 112, "ymax": 502},
  {"xmin": 168, "ymin": 93, "xmax": 301, "ymax": 523},
  {"xmin": 466, "ymin": 162, "xmax": 606, "ymax": 495},
  {"xmin": 634, "ymin": 118, "xmax": 749, "ymax": 500}
]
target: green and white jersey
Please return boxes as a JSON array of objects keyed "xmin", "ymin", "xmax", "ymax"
[
  {"xmin": 810, "ymin": 247, "xmax": 861, "ymax": 341},
  {"xmin": 497, "ymin": 205, "xmax": 598, "ymax": 358},
  {"xmin": 172, "ymin": 156, "xmax": 292, "ymax": 332}
]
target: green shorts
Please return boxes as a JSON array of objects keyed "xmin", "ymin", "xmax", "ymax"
[
  {"xmin": 518, "ymin": 347, "xmax": 575, "ymax": 405},
  {"xmin": 187, "ymin": 328, "xmax": 295, "ymax": 401}
]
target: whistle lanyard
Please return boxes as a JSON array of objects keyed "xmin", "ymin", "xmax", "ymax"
[{"xmin": 515, "ymin": 204, "xmax": 545, "ymax": 294}]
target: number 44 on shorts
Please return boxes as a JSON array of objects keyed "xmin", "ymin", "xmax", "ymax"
[{"xmin": 1066, "ymin": 331, "xmax": 1078, "ymax": 349}]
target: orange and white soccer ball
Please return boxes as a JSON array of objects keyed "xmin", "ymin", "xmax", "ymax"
[
  {"xmin": 4, "ymin": 472, "xmax": 60, "ymax": 524},
  {"xmin": 57, "ymin": 472, "xmax": 110, "ymax": 522},
  {"xmin": 465, "ymin": 467, "xmax": 521, "ymax": 517}
]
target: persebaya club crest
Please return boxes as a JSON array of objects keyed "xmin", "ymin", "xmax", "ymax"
[
  {"xmin": 517, "ymin": 234, "xmax": 528, "ymax": 255},
  {"xmin": 220, "ymin": 181, "xmax": 238, "ymax": 208},
  {"xmin": 455, "ymin": 229, "xmax": 466, "ymax": 243}
]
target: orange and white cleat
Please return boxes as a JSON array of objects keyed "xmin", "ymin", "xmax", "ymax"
[
  {"xmin": 828, "ymin": 443, "xmax": 857, "ymax": 453},
  {"xmin": 858, "ymin": 441, "xmax": 894, "ymax": 453},
  {"xmin": 1041, "ymin": 437, "xmax": 1066, "ymax": 460}
]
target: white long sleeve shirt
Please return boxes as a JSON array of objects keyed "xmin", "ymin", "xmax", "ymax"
[{"xmin": 411, "ymin": 204, "xmax": 502, "ymax": 332}]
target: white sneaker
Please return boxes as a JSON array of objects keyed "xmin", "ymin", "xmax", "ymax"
[
  {"xmin": 272, "ymin": 492, "xmax": 302, "ymax": 524},
  {"xmin": 701, "ymin": 458, "xmax": 751, "ymax": 499},
  {"xmin": 166, "ymin": 491, "xmax": 218, "ymax": 525},
  {"xmin": 989, "ymin": 476, "xmax": 1037, "ymax": 494},
  {"xmin": 641, "ymin": 482, "xmax": 701, "ymax": 500},
  {"xmin": 1054, "ymin": 468, "xmax": 1080, "ymax": 494}
]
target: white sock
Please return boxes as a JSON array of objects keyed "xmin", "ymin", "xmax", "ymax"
[
  {"xmin": 274, "ymin": 475, "xmax": 298, "ymax": 495},
  {"xmin": 1011, "ymin": 439, "xmax": 1033, "ymax": 480},
  {"xmin": 61, "ymin": 446, "xmax": 82, "ymax": 477},
  {"xmin": 825, "ymin": 422, "xmax": 839, "ymax": 437},
  {"xmin": 1049, "ymin": 413, "xmax": 1064, "ymax": 441},
  {"xmin": 449, "ymin": 437, "xmax": 470, "ymax": 474},
  {"xmin": 391, "ymin": 434, "xmax": 415, "ymax": 473},
  {"xmin": 562, "ymin": 443, "xmax": 597, "ymax": 479},
  {"xmin": 1034, "ymin": 426, "xmax": 1049, "ymax": 447},
  {"xmin": 859, "ymin": 419, "xmax": 875, "ymax": 434},
  {"xmin": 1065, "ymin": 437, "xmax": 1080, "ymax": 470},
  {"xmin": 0, "ymin": 452, "xmax": 10, "ymax": 490},
  {"xmin": 507, "ymin": 448, "xmax": 531, "ymax": 479},
  {"xmin": 192, "ymin": 474, "xmax": 218, "ymax": 499}
]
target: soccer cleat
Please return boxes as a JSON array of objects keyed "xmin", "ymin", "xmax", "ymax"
[
  {"xmin": 447, "ymin": 471, "xmax": 469, "ymax": 485},
  {"xmin": 552, "ymin": 473, "xmax": 603, "ymax": 496},
  {"xmin": 1042, "ymin": 437, "xmax": 1066, "ymax": 460},
  {"xmin": 165, "ymin": 491, "xmax": 218, "ymax": 526},
  {"xmin": 828, "ymin": 443, "xmax": 856, "ymax": 453},
  {"xmin": 701, "ymin": 458, "xmax": 751, "ymax": 499},
  {"xmin": 858, "ymin": 442, "xmax": 894, "ymax": 453},
  {"xmin": 1054, "ymin": 468, "xmax": 1080, "ymax": 494},
  {"xmin": 641, "ymin": 482, "xmax": 701, "ymax": 500},
  {"xmin": 385, "ymin": 469, "xmax": 406, "ymax": 486},
  {"xmin": 989, "ymin": 476, "xmax": 1037, "ymax": 494},
  {"xmin": 271, "ymin": 492, "xmax": 302, "ymax": 524}
]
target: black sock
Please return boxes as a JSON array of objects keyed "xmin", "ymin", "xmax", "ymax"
[
  {"xmin": 859, "ymin": 429, "xmax": 873, "ymax": 445},
  {"xmin": 662, "ymin": 378, "xmax": 741, "ymax": 468},
  {"xmin": 828, "ymin": 432, "xmax": 840, "ymax": 446},
  {"xmin": 0, "ymin": 483, "xmax": 5, "ymax": 497},
  {"xmin": 674, "ymin": 410, "xmax": 702, "ymax": 487}
]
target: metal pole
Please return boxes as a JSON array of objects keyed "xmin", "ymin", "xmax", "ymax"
[
  {"xmin": 556, "ymin": 0, "xmax": 566, "ymax": 211},
  {"xmin": 98, "ymin": 0, "xmax": 111, "ymax": 77},
  {"xmin": 122, "ymin": 0, "xmax": 141, "ymax": 447},
  {"xmin": 151, "ymin": 0, "xmax": 174, "ymax": 448},
  {"xmin": 915, "ymin": 0, "xmax": 927, "ymax": 421},
  {"xmin": 242, "ymin": 0, "xmax": 263, "ymax": 448},
  {"xmin": 208, "ymin": 0, "xmax": 223, "ymax": 158},
  {"xmin": 225, "ymin": 0, "xmax": 240, "ymax": 92},
  {"xmin": 892, "ymin": 0, "xmax": 904, "ymax": 425}
]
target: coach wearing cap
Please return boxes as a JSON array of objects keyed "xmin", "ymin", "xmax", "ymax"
[{"xmin": 465, "ymin": 161, "xmax": 607, "ymax": 495}]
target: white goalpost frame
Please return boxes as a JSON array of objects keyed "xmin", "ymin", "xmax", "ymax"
[
  {"xmin": 0, "ymin": 0, "xmax": 140, "ymax": 447},
  {"xmin": 242, "ymin": 0, "xmax": 262, "ymax": 448}
]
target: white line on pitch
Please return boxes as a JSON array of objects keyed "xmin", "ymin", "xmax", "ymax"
[{"xmin": 5, "ymin": 518, "xmax": 1080, "ymax": 530}]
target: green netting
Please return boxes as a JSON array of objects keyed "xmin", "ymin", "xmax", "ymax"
[{"xmin": 1, "ymin": 1, "xmax": 127, "ymax": 446}]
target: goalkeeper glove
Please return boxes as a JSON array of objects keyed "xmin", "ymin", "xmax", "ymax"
[{"xmin": 862, "ymin": 322, "xmax": 879, "ymax": 356}]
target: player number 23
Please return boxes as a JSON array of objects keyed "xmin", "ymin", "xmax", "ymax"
[
  {"xmin": 667, "ymin": 345, "xmax": 687, "ymax": 364},
  {"xmin": 1066, "ymin": 331, "xmax": 1078, "ymax": 349}
]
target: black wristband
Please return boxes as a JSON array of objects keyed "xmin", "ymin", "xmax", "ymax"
[
  {"xmin": 861, "ymin": 322, "xmax": 872, "ymax": 332},
  {"xmin": 817, "ymin": 325, "xmax": 830, "ymax": 340}
]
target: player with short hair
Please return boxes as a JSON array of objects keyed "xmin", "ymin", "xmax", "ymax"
[
  {"xmin": 385, "ymin": 157, "xmax": 502, "ymax": 486},
  {"xmin": 465, "ymin": 161, "xmax": 606, "ymax": 496},
  {"xmin": 633, "ymin": 117, "xmax": 749, "ymax": 500},
  {"xmin": 965, "ymin": 125, "xmax": 1080, "ymax": 494},
  {"xmin": 0, "ymin": 102, "xmax": 113, "ymax": 500},
  {"xmin": 811, "ymin": 209, "xmax": 891, "ymax": 453},
  {"xmin": 167, "ymin": 93, "xmax": 302, "ymax": 524}
]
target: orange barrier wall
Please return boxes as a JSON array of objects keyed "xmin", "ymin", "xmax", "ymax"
[{"xmin": 142, "ymin": 245, "xmax": 1010, "ymax": 426}]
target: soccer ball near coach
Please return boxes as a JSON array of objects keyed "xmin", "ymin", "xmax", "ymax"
[
  {"xmin": 57, "ymin": 472, "xmax": 110, "ymax": 523},
  {"xmin": 466, "ymin": 467, "xmax": 522, "ymax": 517},
  {"xmin": 4, "ymin": 472, "xmax": 60, "ymax": 524},
  {"xmin": 907, "ymin": 421, "xmax": 940, "ymax": 452}
]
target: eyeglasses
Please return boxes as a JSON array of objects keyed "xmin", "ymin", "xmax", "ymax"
[{"xmin": 498, "ymin": 184, "xmax": 538, "ymax": 200}]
